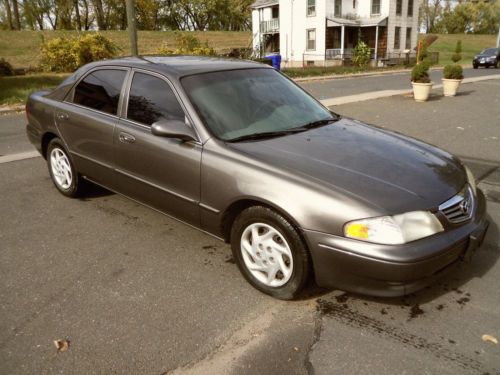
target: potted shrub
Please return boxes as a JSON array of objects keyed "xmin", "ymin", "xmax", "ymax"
[
  {"xmin": 442, "ymin": 41, "xmax": 463, "ymax": 97},
  {"xmin": 442, "ymin": 64, "xmax": 464, "ymax": 96},
  {"xmin": 411, "ymin": 61, "xmax": 432, "ymax": 102},
  {"xmin": 411, "ymin": 41, "xmax": 432, "ymax": 102}
]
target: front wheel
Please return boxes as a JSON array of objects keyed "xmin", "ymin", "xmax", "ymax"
[
  {"xmin": 230, "ymin": 206, "xmax": 310, "ymax": 300},
  {"xmin": 473, "ymin": 64, "xmax": 478, "ymax": 69},
  {"xmin": 47, "ymin": 138, "xmax": 86, "ymax": 197}
]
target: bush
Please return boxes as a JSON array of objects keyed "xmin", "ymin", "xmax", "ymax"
[
  {"xmin": 157, "ymin": 33, "xmax": 216, "ymax": 56},
  {"xmin": 40, "ymin": 33, "xmax": 118, "ymax": 72},
  {"xmin": 451, "ymin": 40, "xmax": 462, "ymax": 63},
  {"xmin": 417, "ymin": 40, "xmax": 428, "ymax": 63},
  {"xmin": 411, "ymin": 60, "xmax": 431, "ymax": 83},
  {"xmin": 352, "ymin": 41, "xmax": 371, "ymax": 67},
  {"xmin": 0, "ymin": 58, "xmax": 15, "ymax": 77},
  {"xmin": 443, "ymin": 64, "xmax": 463, "ymax": 80}
]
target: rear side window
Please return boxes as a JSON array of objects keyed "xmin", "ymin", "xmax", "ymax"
[
  {"xmin": 73, "ymin": 69, "xmax": 126, "ymax": 115},
  {"xmin": 127, "ymin": 72, "xmax": 185, "ymax": 126}
]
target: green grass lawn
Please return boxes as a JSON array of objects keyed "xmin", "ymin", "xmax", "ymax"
[
  {"xmin": 0, "ymin": 30, "xmax": 252, "ymax": 69},
  {"xmin": 422, "ymin": 34, "xmax": 497, "ymax": 66},
  {"xmin": 0, "ymin": 74, "xmax": 68, "ymax": 106}
]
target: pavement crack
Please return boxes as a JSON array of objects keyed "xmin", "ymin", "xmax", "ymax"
[{"xmin": 304, "ymin": 301, "xmax": 324, "ymax": 375}]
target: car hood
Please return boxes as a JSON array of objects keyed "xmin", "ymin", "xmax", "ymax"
[{"xmin": 227, "ymin": 118, "xmax": 466, "ymax": 214}]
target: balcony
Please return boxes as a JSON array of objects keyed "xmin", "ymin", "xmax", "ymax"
[{"xmin": 260, "ymin": 18, "xmax": 279, "ymax": 34}]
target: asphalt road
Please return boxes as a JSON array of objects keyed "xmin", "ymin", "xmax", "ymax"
[
  {"xmin": 0, "ymin": 76, "xmax": 499, "ymax": 374},
  {"xmin": 301, "ymin": 67, "xmax": 499, "ymax": 99}
]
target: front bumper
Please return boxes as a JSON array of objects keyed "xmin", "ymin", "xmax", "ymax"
[
  {"xmin": 473, "ymin": 59, "xmax": 497, "ymax": 67},
  {"xmin": 304, "ymin": 190, "xmax": 489, "ymax": 297}
]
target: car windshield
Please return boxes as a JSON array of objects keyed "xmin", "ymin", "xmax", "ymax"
[
  {"xmin": 481, "ymin": 48, "xmax": 498, "ymax": 55},
  {"xmin": 181, "ymin": 68, "xmax": 335, "ymax": 141}
]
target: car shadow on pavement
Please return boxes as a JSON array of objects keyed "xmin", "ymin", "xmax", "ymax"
[{"xmin": 79, "ymin": 182, "xmax": 114, "ymax": 200}]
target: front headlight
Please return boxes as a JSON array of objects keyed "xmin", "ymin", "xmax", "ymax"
[
  {"xmin": 344, "ymin": 211, "xmax": 444, "ymax": 245},
  {"xmin": 464, "ymin": 166, "xmax": 477, "ymax": 195}
]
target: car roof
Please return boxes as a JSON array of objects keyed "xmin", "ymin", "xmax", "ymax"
[{"xmin": 82, "ymin": 55, "xmax": 270, "ymax": 79}]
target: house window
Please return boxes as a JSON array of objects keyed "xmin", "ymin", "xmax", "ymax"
[
  {"xmin": 371, "ymin": 0, "xmax": 381, "ymax": 14},
  {"xmin": 307, "ymin": 29, "xmax": 316, "ymax": 50},
  {"xmin": 272, "ymin": 6, "xmax": 279, "ymax": 19},
  {"xmin": 334, "ymin": 0, "xmax": 342, "ymax": 16},
  {"xmin": 307, "ymin": 0, "xmax": 316, "ymax": 16},
  {"xmin": 394, "ymin": 27, "xmax": 401, "ymax": 50},
  {"xmin": 407, "ymin": 0, "xmax": 414, "ymax": 16},
  {"xmin": 396, "ymin": 0, "xmax": 402, "ymax": 15},
  {"xmin": 406, "ymin": 27, "xmax": 412, "ymax": 49},
  {"xmin": 353, "ymin": 0, "xmax": 356, "ymax": 9}
]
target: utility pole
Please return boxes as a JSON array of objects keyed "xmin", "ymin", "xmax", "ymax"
[
  {"xmin": 497, "ymin": 27, "xmax": 500, "ymax": 48},
  {"xmin": 126, "ymin": 0, "xmax": 138, "ymax": 56}
]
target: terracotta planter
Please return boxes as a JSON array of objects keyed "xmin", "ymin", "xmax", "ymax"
[
  {"xmin": 442, "ymin": 78, "xmax": 462, "ymax": 97},
  {"xmin": 411, "ymin": 81, "xmax": 433, "ymax": 102}
]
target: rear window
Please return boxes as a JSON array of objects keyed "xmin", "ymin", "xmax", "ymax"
[{"xmin": 73, "ymin": 69, "xmax": 126, "ymax": 115}]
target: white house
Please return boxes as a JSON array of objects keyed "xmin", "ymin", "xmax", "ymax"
[{"xmin": 251, "ymin": 0, "xmax": 420, "ymax": 67}]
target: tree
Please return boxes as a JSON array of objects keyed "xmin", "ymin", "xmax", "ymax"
[{"xmin": 2, "ymin": 0, "xmax": 14, "ymax": 29}]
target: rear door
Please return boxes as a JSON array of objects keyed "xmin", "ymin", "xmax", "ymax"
[
  {"xmin": 114, "ymin": 70, "xmax": 202, "ymax": 226},
  {"xmin": 55, "ymin": 67, "xmax": 128, "ymax": 188}
]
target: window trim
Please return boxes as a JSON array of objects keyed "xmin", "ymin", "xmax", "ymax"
[
  {"xmin": 63, "ymin": 66, "xmax": 130, "ymax": 118},
  {"xmin": 394, "ymin": 26, "xmax": 401, "ymax": 50},
  {"xmin": 306, "ymin": 28, "xmax": 316, "ymax": 51},
  {"xmin": 407, "ymin": 0, "xmax": 414, "ymax": 17},
  {"xmin": 307, "ymin": 0, "xmax": 316, "ymax": 17},
  {"xmin": 371, "ymin": 0, "xmax": 381, "ymax": 15},
  {"xmin": 396, "ymin": 0, "xmax": 402, "ymax": 16},
  {"xmin": 121, "ymin": 68, "xmax": 201, "ymax": 144},
  {"xmin": 334, "ymin": 0, "xmax": 342, "ymax": 17},
  {"xmin": 405, "ymin": 27, "xmax": 412, "ymax": 50}
]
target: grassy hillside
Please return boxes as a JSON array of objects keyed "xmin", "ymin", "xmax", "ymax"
[
  {"xmin": 0, "ymin": 30, "xmax": 252, "ymax": 68},
  {"xmin": 421, "ymin": 34, "xmax": 497, "ymax": 66}
]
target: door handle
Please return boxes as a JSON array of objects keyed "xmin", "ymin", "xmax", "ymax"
[
  {"xmin": 56, "ymin": 112, "xmax": 69, "ymax": 120},
  {"xmin": 119, "ymin": 132, "xmax": 136, "ymax": 144}
]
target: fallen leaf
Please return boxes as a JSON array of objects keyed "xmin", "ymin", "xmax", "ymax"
[
  {"xmin": 482, "ymin": 334, "xmax": 498, "ymax": 344},
  {"xmin": 293, "ymin": 347, "xmax": 299, "ymax": 352},
  {"xmin": 53, "ymin": 339, "xmax": 70, "ymax": 352}
]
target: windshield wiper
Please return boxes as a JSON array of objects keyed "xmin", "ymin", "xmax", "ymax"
[
  {"xmin": 292, "ymin": 116, "xmax": 341, "ymax": 131},
  {"xmin": 226, "ymin": 128, "xmax": 306, "ymax": 142},
  {"xmin": 226, "ymin": 115, "xmax": 341, "ymax": 143}
]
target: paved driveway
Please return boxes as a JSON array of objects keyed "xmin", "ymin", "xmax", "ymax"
[{"xmin": 0, "ymin": 77, "xmax": 499, "ymax": 374}]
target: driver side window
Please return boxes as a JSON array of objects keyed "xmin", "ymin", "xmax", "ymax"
[{"xmin": 127, "ymin": 72, "xmax": 185, "ymax": 126}]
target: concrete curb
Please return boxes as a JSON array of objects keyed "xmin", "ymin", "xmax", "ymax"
[{"xmin": 0, "ymin": 105, "xmax": 24, "ymax": 115}]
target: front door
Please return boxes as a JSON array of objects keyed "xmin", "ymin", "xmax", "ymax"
[
  {"xmin": 54, "ymin": 68, "xmax": 128, "ymax": 188},
  {"xmin": 114, "ymin": 70, "xmax": 202, "ymax": 226}
]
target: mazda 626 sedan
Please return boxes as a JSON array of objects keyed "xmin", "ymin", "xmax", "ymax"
[{"xmin": 26, "ymin": 57, "xmax": 489, "ymax": 300}]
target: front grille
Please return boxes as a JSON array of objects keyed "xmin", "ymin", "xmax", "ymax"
[{"xmin": 439, "ymin": 184, "xmax": 474, "ymax": 224}]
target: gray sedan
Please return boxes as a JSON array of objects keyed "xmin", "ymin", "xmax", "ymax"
[{"xmin": 26, "ymin": 57, "xmax": 489, "ymax": 299}]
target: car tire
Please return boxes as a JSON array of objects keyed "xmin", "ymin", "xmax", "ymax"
[
  {"xmin": 230, "ymin": 205, "xmax": 310, "ymax": 300},
  {"xmin": 473, "ymin": 64, "xmax": 478, "ymax": 69},
  {"xmin": 47, "ymin": 138, "xmax": 86, "ymax": 198}
]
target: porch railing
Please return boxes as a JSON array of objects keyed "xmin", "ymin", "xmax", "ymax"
[
  {"xmin": 325, "ymin": 48, "xmax": 353, "ymax": 59},
  {"xmin": 326, "ymin": 48, "xmax": 376, "ymax": 59},
  {"xmin": 260, "ymin": 19, "xmax": 279, "ymax": 34}
]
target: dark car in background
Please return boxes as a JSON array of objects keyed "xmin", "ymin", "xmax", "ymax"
[
  {"xmin": 26, "ymin": 57, "xmax": 489, "ymax": 300},
  {"xmin": 473, "ymin": 48, "xmax": 500, "ymax": 69}
]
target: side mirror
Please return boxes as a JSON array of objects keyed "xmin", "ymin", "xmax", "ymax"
[{"xmin": 151, "ymin": 119, "xmax": 197, "ymax": 142}]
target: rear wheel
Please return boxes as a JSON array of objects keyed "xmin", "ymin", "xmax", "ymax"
[
  {"xmin": 230, "ymin": 206, "xmax": 310, "ymax": 300},
  {"xmin": 47, "ymin": 138, "xmax": 86, "ymax": 197}
]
